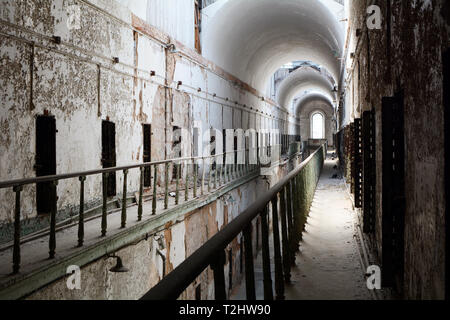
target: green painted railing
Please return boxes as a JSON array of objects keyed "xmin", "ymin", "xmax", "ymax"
[{"xmin": 141, "ymin": 145, "xmax": 325, "ymax": 300}]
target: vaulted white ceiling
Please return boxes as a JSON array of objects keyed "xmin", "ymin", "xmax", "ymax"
[
  {"xmin": 294, "ymin": 92, "xmax": 335, "ymax": 117},
  {"xmin": 276, "ymin": 66, "xmax": 336, "ymax": 109},
  {"xmin": 202, "ymin": 0, "xmax": 344, "ymax": 92}
]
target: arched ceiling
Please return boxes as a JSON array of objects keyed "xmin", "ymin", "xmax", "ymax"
[
  {"xmin": 275, "ymin": 66, "xmax": 336, "ymax": 109},
  {"xmin": 294, "ymin": 92, "xmax": 334, "ymax": 117},
  {"xmin": 202, "ymin": 0, "xmax": 344, "ymax": 93}
]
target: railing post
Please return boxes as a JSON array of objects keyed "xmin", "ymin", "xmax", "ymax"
[
  {"xmin": 237, "ymin": 151, "xmax": 241, "ymax": 178},
  {"xmin": 219, "ymin": 158, "xmax": 224, "ymax": 186},
  {"xmin": 271, "ymin": 196, "xmax": 285, "ymax": 300},
  {"xmin": 245, "ymin": 149, "xmax": 249, "ymax": 174},
  {"xmin": 164, "ymin": 163, "xmax": 169, "ymax": 210},
  {"xmin": 101, "ymin": 173, "xmax": 108, "ymax": 237},
  {"xmin": 235, "ymin": 151, "xmax": 239, "ymax": 179},
  {"xmin": 214, "ymin": 155, "xmax": 217, "ymax": 189},
  {"xmin": 286, "ymin": 180, "xmax": 296, "ymax": 265},
  {"xmin": 296, "ymin": 174, "xmax": 305, "ymax": 239},
  {"xmin": 239, "ymin": 149, "xmax": 243, "ymax": 177},
  {"xmin": 292, "ymin": 176, "xmax": 300, "ymax": 249},
  {"xmin": 208, "ymin": 158, "xmax": 212, "ymax": 192},
  {"xmin": 12, "ymin": 185, "xmax": 23, "ymax": 274},
  {"xmin": 185, "ymin": 160, "xmax": 189, "ymax": 201},
  {"xmin": 224, "ymin": 156, "xmax": 228, "ymax": 184},
  {"xmin": 260, "ymin": 206, "xmax": 273, "ymax": 300},
  {"xmin": 138, "ymin": 167, "xmax": 144, "ymax": 221},
  {"xmin": 193, "ymin": 159, "xmax": 197, "ymax": 198},
  {"xmin": 210, "ymin": 250, "xmax": 226, "ymax": 300},
  {"xmin": 49, "ymin": 180, "xmax": 58, "ymax": 258},
  {"xmin": 78, "ymin": 176, "xmax": 86, "ymax": 247},
  {"xmin": 233, "ymin": 151, "xmax": 237, "ymax": 180},
  {"xmin": 243, "ymin": 225, "xmax": 256, "ymax": 300},
  {"xmin": 201, "ymin": 158, "xmax": 205, "ymax": 196},
  {"xmin": 121, "ymin": 169, "xmax": 128, "ymax": 228},
  {"xmin": 152, "ymin": 165, "xmax": 157, "ymax": 215},
  {"xmin": 176, "ymin": 163, "xmax": 180, "ymax": 205},
  {"xmin": 280, "ymin": 187, "xmax": 291, "ymax": 283}
]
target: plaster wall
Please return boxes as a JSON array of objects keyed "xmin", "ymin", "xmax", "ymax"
[
  {"xmin": 26, "ymin": 177, "xmax": 267, "ymax": 300},
  {"xmin": 299, "ymin": 102, "xmax": 334, "ymax": 147},
  {"xmin": 343, "ymin": 0, "xmax": 449, "ymax": 299},
  {"xmin": 0, "ymin": 0, "xmax": 295, "ymax": 235}
]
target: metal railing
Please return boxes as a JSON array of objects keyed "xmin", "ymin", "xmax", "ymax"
[
  {"xmin": 0, "ymin": 145, "xmax": 284, "ymax": 275},
  {"xmin": 140, "ymin": 145, "xmax": 325, "ymax": 300}
]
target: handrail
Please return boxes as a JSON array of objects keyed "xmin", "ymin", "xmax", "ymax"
[
  {"xmin": 141, "ymin": 145, "xmax": 325, "ymax": 300},
  {"xmin": 0, "ymin": 143, "xmax": 298, "ymax": 276},
  {"xmin": 0, "ymin": 148, "xmax": 249, "ymax": 189}
]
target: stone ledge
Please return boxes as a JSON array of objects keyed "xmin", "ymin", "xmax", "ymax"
[{"xmin": 0, "ymin": 173, "xmax": 259, "ymax": 300}]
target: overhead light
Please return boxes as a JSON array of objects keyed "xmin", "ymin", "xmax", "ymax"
[{"xmin": 108, "ymin": 255, "xmax": 129, "ymax": 273}]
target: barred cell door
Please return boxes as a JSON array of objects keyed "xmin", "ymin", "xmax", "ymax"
[
  {"xmin": 348, "ymin": 122, "xmax": 355, "ymax": 193},
  {"xmin": 362, "ymin": 110, "xmax": 376, "ymax": 234},
  {"xmin": 354, "ymin": 118, "xmax": 363, "ymax": 208},
  {"xmin": 381, "ymin": 91, "xmax": 405, "ymax": 293}
]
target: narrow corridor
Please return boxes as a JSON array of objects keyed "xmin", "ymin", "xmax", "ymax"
[
  {"xmin": 285, "ymin": 154, "xmax": 371, "ymax": 300},
  {"xmin": 0, "ymin": 0, "xmax": 448, "ymax": 302},
  {"xmin": 231, "ymin": 152, "xmax": 372, "ymax": 300}
]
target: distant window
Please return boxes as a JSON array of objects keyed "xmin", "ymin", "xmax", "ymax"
[{"xmin": 311, "ymin": 113, "xmax": 324, "ymax": 139}]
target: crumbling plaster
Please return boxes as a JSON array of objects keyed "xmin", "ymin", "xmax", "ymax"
[
  {"xmin": 344, "ymin": 0, "xmax": 449, "ymax": 299},
  {"xmin": 0, "ymin": 0, "xmax": 305, "ymax": 300}
]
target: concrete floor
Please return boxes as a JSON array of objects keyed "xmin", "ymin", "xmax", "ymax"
[{"xmin": 231, "ymin": 153, "xmax": 373, "ymax": 300}]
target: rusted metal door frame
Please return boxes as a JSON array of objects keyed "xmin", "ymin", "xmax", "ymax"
[
  {"xmin": 354, "ymin": 118, "xmax": 363, "ymax": 208},
  {"xmin": 362, "ymin": 110, "xmax": 376, "ymax": 233}
]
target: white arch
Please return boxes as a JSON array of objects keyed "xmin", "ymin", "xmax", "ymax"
[
  {"xmin": 202, "ymin": 0, "xmax": 344, "ymax": 92},
  {"xmin": 310, "ymin": 110, "xmax": 326, "ymax": 139},
  {"xmin": 275, "ymin": 66, "xmax": 336, "ymax": 109},
  {"xmin": 294, "ymin": 92, "xmax": 335, "ymax": 117}
]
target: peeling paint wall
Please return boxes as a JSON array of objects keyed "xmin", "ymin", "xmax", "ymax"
[
  {"xmin": 342, "ymin": 0, "xmax": 449, "ymax": 299},
  {"xmin": 0, "ymin": 0, "xmax": 296, "ymax": 235},
  {"xmin": 0, "ymin": 0, "xmax": 303, "ymax": 300},
  {"xmin": 25, "ymin": 175, "xmax": 268, "ymax": 300}
]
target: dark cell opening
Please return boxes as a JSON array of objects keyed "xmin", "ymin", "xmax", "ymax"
[
  {"xmin": 102, "ymin": 120, "xmax": 116, "ymax": 197},
  {"xmin": 35, "ymin": 115, "xmax": 56, "ymax": 215},
  {"xmin": 143, "ymin": 124, "xmax": 152, "ymax": 187},
  {"xmin": 172, "ymin": 126, "xmax": 182, "ymax": 180}
]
